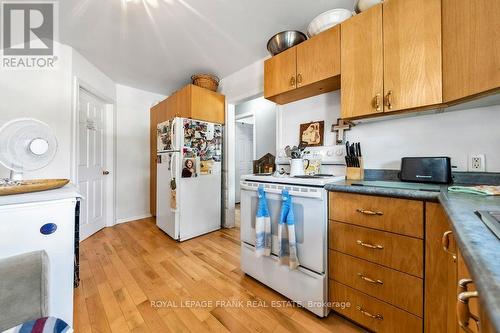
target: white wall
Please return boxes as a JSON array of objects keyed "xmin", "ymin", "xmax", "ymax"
[
  {"xmin": 222, "ymin": 58, "xmax": 500, "ymax": 173},
  {"xmin": 0, "ymin": 43, "xmax": 73, "ymax": 179},
  {"xmin": 280, "ymin": 91, "xmax": 500, "ymax": 172},
  {"xmin": 115, "ymin": 84, "xmax": 164, "ymax": 223},
  {"xmin": 280, "ymin": 92, "xmax": 339, "ymax": 149},
  {"xmin": 0, "ymin": 43, "xmax": 165, "ymax": 225},
  {"xmin": 235, "ymin": 97, "xmax": 277, "ymax": 159}
]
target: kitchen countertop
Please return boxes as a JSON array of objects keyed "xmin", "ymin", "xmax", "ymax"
[
  {"xmin": 0, "ymin": 184, "xmax": 81, "ymax": 206},
  {"xmin": 325, "ymin": 180, "xmax": 500, "ymax": 331}
]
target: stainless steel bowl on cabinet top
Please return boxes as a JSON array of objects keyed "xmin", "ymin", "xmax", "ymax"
[{"xmin": 267, "ymin": 30, "xmax": 307, "ymax": 56}]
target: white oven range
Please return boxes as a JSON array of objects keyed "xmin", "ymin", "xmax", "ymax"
[{"xmin": 240, "ymin": 174, "xmax": 344, "ymax": 317}]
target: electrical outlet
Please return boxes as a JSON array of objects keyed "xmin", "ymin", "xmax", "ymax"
[{"xmin": 468, "ymin": 154, "xmax": 486, "ymax": 172}]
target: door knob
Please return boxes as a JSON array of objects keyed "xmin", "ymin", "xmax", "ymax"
[{"xmin": 103, "ymin": 170, "xmax": 110, "ymax": 175}]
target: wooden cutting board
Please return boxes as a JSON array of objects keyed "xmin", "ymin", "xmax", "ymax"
[{"xmin": 0, "ymin": 179, "xmax": 70, "ymax": 196}]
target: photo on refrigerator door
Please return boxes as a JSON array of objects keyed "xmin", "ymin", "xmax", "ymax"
[
  {"xmin": 157, "ymin": 120, "xmax": 172, "ymax": 152},
  {"xmin": 200, "ymin": 160, "xmax": 213, "ymax": 175},
  {"xmin": 182, "ymin": 157, "xmax": 198, "ymax": 178}
]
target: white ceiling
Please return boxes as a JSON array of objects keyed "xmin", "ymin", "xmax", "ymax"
[{"xmin": 60, "ymin": 0, "xmax": 356, "ymax": 94}]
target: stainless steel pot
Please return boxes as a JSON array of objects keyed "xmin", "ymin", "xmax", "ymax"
[{"xmin": 267, "ymin": 30, "xmax": 307, "ymax": 56}]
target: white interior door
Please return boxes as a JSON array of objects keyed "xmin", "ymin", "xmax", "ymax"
[
  {"xmin": 235, "ymin": 121, "xmax": 254, "ymax": 203},
  {"xmin": 78, "ymin": 88, "xmax": 107, "ymax": 240}
]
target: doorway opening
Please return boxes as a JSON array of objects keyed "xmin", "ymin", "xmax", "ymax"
[{"xmin": 233, "ymin": 96, "xmax": 276, "ymax": 228}]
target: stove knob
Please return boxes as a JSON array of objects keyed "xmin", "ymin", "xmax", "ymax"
[
  {"xmin": 335, "ymin": 149, "xmax": 343, "ymax": 156},
  {"xmin": 327, "ymin": 150, "xmax": 334, "ymax": 157}
]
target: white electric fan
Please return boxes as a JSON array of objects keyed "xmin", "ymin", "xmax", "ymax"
[{"xmin": 0, "ymin": 118, "xmax": 68, "ymax": 194}]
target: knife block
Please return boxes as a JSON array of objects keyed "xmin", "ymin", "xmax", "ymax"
[{"xmin": 346, "ymin": 158, "xmax": 364, "ymax": 181}]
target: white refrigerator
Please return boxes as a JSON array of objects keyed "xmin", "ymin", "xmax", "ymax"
[{"xmin": 156, "ymin": 117, "xmax": 223, "ymax": 241}]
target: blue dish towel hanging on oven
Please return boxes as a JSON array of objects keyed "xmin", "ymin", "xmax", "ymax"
[
  {"xmin": 278, "ymin": 189, "xmax": 300, "ymax": 269},
  {"xmin": 255, "ymin": 186, "xmax": 272, "ymax": 257}
]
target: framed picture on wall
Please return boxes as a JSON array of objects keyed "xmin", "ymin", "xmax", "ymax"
[{"xmin": 299, "ymin": 121, "xmax": 324, "ymax": 147}]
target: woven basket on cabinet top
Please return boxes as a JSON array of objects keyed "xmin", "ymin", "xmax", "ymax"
[{"xmin": 191, "ymin": 74, "xmax": 220, "ymax": 92}]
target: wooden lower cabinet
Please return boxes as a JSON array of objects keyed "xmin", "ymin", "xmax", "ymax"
[
  {"xmin": 424, "ymin": 203, "xmax": 458, "ymax": 333},
  {"xmin": 329, "ymin": 250, "xmax": 423, "ymax": 316},
  {"xmin": 329, "ymin": 194, "xmax": 497, "ymax": 333},
  {"xmin": 329, "ymin": 192, "xmax": 424, "ymax": 238},
  {"xmin": 330, "ymin": 281, "xmax": 422, "ymax": 333},
  {"xmin": 329, "ymin": 221, "xmax": 423, "ymax": 278}
]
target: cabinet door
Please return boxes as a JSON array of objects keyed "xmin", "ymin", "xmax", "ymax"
[
  {"xmin": 296, "ymin": 25, "xmax": 340, "ymax": 88},
  {"xmin": 341, "ymin": 4, "xmax": 383, "ymax": 119},
  {"xmin": 264, "ymin": 47, "xmax": 297, "ymax": 98},
  {"xmin": 383, "ymin": 0, "xmax": 443, "ymax": 112},
  {"xmin": 424, "ymin": 203, "xmax": 458, "ymax": 333},
  {"xmin": 457, "ymin": 250, "xmax": 480, "ymax": 333},
  {"xmin": 442, "ymin": 0, "xmax": 500, "ymax": 102},
  {"xmin": 191, "ymin": 85, "xmax": 225, "ymax": 124}
]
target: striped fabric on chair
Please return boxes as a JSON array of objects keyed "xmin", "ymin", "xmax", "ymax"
[{"xmin": 3, "ymin": 317, "xmax": 72, "ymax": 333}]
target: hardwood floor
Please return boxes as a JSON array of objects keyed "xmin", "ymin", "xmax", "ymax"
[{"xmin": 74, "ymin": 218, "xmax": 365, "ymax": 333}]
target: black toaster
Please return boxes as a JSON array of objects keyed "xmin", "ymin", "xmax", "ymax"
[{"xmin": 399, "ymin": 157, "xmax": 452, "ymax": 184}]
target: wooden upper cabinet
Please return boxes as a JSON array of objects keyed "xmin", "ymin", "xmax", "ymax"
[
  {"xmin": 190, "ymin": 84, "xmax": 225, "ymax": 124},
  {"xmin": 264, "ymin": 26, "xmax": 341, "ymax": 105},
  {"xmin": 341, "ymin": 4, "xmax": 383, "ymax": 119},
  {"xmin": 442, "ymin": 0, "xmax": 500, "ymax": 103},
  {"xmin": 296, "ymin": 25, "xmax": 340, "ymax": 88},
  {"xmin": 264, "ymin": 47, "xmax": 297, "ymax": 99},
  {"xmin": 383, "ymin": 0, "xmax": 443, "ymax": 113}
]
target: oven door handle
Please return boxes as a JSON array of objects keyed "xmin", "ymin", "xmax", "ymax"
[{"xmin": 240, "ymin": 184, "xmax": 323, "ymax": 199}]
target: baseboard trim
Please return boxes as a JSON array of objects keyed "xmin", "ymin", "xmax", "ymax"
[{"xmin": 115, "ymin": 213, "xmax": 152, "ymax": 224}]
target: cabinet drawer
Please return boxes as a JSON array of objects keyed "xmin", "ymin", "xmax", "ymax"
[
  {"xmin": 329, "ymin": 192, "xmax": 423, "ymax": 238},
  {"xmin": 329, "ymin": 221, "xmax": 423, "ymax": 277},
  {"xmin": 329, "ymin": 250, "xmax": 423, "ymax": 316},
  {"xmin": 330, "ymin": 281, "xmax": 422, "ymax": 333}
]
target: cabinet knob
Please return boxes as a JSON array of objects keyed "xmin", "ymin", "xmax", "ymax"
[
  {"xmin": 103, "ymin": 170, "xmax": 110, "ymax": 175},
  {"xmin": 290, "ymin": 76, "xmax": 296, "ymax": 87},
  {"xmin": 442, "ymin": 231, "xmax": 457, "ymax": 262},
  {"xmin": 373, "ymin": 94, "xmax": 381, "ymax": 111},
  {"xmin": 384, "ymin": 90, "xmax": 393, "ymax": 110},
  {"xmin": 297, "ymin": 73, "xmax": 303, "ymax": 86}
]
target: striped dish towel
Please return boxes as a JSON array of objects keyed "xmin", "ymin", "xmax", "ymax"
[
  {"xmin": 4, "ymin": 317, "xmax": 72, "ymax": 333},
  {"xmin": 255, "ymin": 186, "xmax": 271, "ymax": 257},
  {"xmin": 278, "ymin": 189, "xmax": 300, "ymax": 270}
]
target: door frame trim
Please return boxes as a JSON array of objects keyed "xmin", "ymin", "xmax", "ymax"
[{"xmin": 71, "ymin": 78, "xmax": 117, "ymax": 234}]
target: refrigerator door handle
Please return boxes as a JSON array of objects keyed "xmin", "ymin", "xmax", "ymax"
[
  {"xmin": 170, "ymin": 152, "xmax": 179, "ymax": 213},
  {"xmin": 170, "ymin": 118, "xmax": 176, "ymax": 152}
]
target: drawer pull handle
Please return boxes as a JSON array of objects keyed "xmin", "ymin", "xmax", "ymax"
[
  {"xmin": 356, "ymin": 208, "xmax": 383, "ymax": 216},
  {"xmin": 457, "ymin": 290, "xmax": 480, "ymax": 333},
  {"xmin": 442, "ymin": 231, "xmax": 457, "ymax": 262},
  {"xmin": 357, "ymin": 240, "xmax": 384, "ymax": 250},
  {"xmin": 356, "ymin": 306, "xmax": 383, "ymax": 320},
  {"xmin": 357, "ymin": 273, "xmax": 383, "ymax": 285}
]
